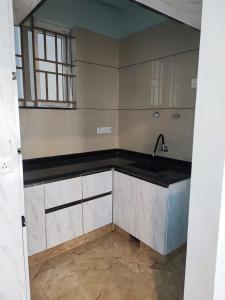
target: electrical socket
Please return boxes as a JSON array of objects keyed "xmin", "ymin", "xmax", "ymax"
[
  {"xmin": 0, "ymin": 157, "xmax": 12, "ymax": 175},
  {"xmin": 97, "ymin": 127, "xmax": 112, "ymax": 134}
]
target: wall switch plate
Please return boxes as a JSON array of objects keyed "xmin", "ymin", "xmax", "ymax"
[
  {"xmin": 0, "ymin": 157, "xmax": 12, "ymax": 175},
  {"xmin": 97, "ymin": 127, "xmax": 112, "ymax": 134}
]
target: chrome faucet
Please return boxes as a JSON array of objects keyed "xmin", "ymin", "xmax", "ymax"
[{"xmin": 152, "ymin": 134, "xmax": 168, "ymax": 157}]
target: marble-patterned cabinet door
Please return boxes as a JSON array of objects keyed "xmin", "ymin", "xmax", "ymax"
[
  {"xmin": 113, "ymin": 171, "xmax": 137, "ymax": 237},
  {"xmin": 83, "ymin": 195, "xmax": 112, "ymax": 234},
  {"xmin": 135, "ymin": 179, "xmax": 168, "ymax": 255},
  {"xmin": 24, "ymin": 185, "xmax": 46, "ymax": 256},
  {"xmin": 46, "ymin": 204, "xmax": 83, "ymax": 249},
  {"xmin": 166, "ymin": 179, "xmax": 191, "ymax": 253},
  {"xmin": 83, "ymin": 171, "xmax": 112, "ymax": 198},
  {"xmin": 113, "ymin": 172, "xmax": 191, "ymax": 255},
  {"xmin": 44, "ymin": 177, "xmax": 82, "ymax": 209}
]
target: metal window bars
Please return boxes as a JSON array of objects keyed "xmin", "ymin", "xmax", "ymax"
[{"xmin": 16, "ymin": 22, "xmax": 76, "ymax": 109}]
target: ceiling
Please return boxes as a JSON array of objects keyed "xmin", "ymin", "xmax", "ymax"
[
  {"xmin": 13, "ymin": 0, "xmax": 202, "ymax": 33},
  {"xmin": 33, "ymin": 0, "xmax": 169, "ymax": 39},
  {"xmin": 13, "ymin": 0, "xmax": 42, "ymax": 24},
  {"xmin": 136, "ymin": 0, "xmax": 202, "ymax": 29}
]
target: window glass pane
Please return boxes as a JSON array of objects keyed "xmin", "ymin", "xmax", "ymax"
[
  {"xmin": 57, "ymin": 37, "xmax": 63, "ymax": 62},
  {"xmin": 68, "ymin": 77, "xmax": 73, "ymax": 101},
  {"xmin": 37, "ymin": 61, "xmax": 56, "ymax": 72},
  {"xmin": 62, "ymin": 65, "xmax": 73, "ymax": 75},
  {"xmin": 16, "ymin": 69, "xmax": 24, "ymax": 99},
  {"xmin": 14, "ymin": 27, "xmax": 21, "ymax": 55},
  {"xmin": 58, "ymin": 64, "xmax": 63, "ymax": 73},
  {"xmin": 58, "ymin": 75, "xmax": 64, "ymax": 101},
  {"xmin": 36, "ymin": 32, "xmax": 45, "ymax": 59},
  {"xmin": 48, "ymin": 74, "xmax": 57, "ymax": 100},
  {"xmin": 28, "ymin": 31, "xmax": 35, "ymax": 100},
  {"xmin": 36, "ymin": 72, "xmax": 46, "ymax": 100},
  {"xmin": 46, "ymin": 34, "xmax": 56, "ymax": 61}
]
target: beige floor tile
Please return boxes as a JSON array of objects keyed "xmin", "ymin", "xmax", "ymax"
[{"xmin": 30, "ymin": 232, "xmax": 185, "ymax": 300}]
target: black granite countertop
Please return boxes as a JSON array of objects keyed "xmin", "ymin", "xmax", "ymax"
[{"xmin": 23, "ymin": 149, "xmax": 192, "ymax": 188}]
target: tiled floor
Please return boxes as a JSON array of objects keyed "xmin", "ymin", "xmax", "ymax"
[{"xmin": 29, "ymin": 231, "xmax": 186, "ymax": 300}]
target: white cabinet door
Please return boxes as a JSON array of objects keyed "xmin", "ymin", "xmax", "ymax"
[
  {"xmin": 166, "ymin": 179, "xmax": 190, "ymax": 253},
  {"xmin": 113, "ymin": 171, "xmax": 136, "ymax": 237},
  {"xmin": 44, "ymin": 177, "xmax": 82, "ymax": 209},
  {"xmin": 83, "ymin": 171, "xmax": 112, "ymax": 198},
  {"xmin": 83, "ymin": 195, "xmax": 112, "ymax": 234},
  {"xmin": 24, "ymin": 185, "xmax": 46, "ymax": 256},
  {"xmin": 135, "ymin": 180, "xmax": 168, "ymax": 255},
  {"xmin": 46, "ymin": 204, "xmax": 83, "ymax": 249}
]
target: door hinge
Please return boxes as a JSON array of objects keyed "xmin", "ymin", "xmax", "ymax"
[
  {"xmin": 21, "ymin": 216, "xmax": 26, "ymax": 227},
  {"xmin": 12, "ymin": 72, "xmax": 17, "ymax": 80}
]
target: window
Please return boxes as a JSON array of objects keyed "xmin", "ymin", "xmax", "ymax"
[
  {"xmin": 14, "ymin": 26, "xmax": 24, "ymax": 101},
  {"xmin": 14, "ymin": 24, "xmax": 76, "ymax": 109}
]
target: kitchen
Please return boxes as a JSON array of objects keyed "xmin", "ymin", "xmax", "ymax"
[{"xmin": 2, "ymin": 0, "xmax": 223, "ymax": 299}]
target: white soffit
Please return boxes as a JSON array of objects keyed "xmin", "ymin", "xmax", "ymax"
[
  {"xmin": 12, "ymin": 0, "xmax": 43, "ymax": 24},
  {"xmin": 136, "ymin": 0, "xmax": 202, "ymax": 29}
]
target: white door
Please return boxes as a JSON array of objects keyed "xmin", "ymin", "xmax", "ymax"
[{"xmin": 0, "ymin": 0, "xmax": 29, "ymax": 298}]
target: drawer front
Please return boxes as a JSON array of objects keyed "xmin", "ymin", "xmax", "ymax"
[
  {"xmin": 24, "ymin": 185, "xmax": 46, "ymax": 256},
  {"xmin": 83, "ymin": 171, "xmax": 112, "ymax": 199},
  {"xmin": 44, "ymin": 177, "xmax": 82, "ymax": 209},
  {"xmin": 83, "ymin": 195, "xmax": 112, "ymax": 234},
  {"xmin": 46, "ymin": 204, "xmax": 83, "ymax": 249}
]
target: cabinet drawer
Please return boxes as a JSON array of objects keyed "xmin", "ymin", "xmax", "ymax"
[
  {"xmin": 83, "ymin": 171, "xmax": 112, "ymax": 198},
  {"xmin": 46, "ymin": 204, "xmax": 83, "ymax": 249},
  {"xmin": 44, "ymin": 177, "xmax": 82, "ymax": 209},
  {"xmin": 83, "ymin": 195, "xmax": 112, "ymax": 234},
  {"xmin": 24, "ymin": 185, "xmax": 46, "ymax": 256}
]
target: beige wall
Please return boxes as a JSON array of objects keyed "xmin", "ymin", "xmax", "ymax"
[
  {"xmin": 119, "ymin": 21, "xmax": 200, "ymax": 67},
  {"xmin": 119, "ymin": 109, "xmax": 195, "ymax": 161},
  {"xmin": 20, "ymin": 109, "xmax": 118, "ymax": 158},
  {"xmin": 119, "ymin": 21, "xmax": 199, "ymax": 161},
  {"xmin": 20, "ymin": 21, "xmax": 200, "ymax": 161},
  {"xmin": 20, "ymin": 28, "xmax": 119, "ymax": 159}
]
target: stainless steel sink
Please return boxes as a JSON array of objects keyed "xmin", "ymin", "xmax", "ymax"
[{"xmin": 130, "ymin": 161, "xmax": 168, "ymax": 173}]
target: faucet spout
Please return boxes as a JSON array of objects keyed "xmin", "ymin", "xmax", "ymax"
[{"xmin": 152, "ymin": 134, "xmax": 168, "ymax": 157}]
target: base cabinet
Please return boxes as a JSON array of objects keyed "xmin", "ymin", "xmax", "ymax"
[
  {"xmin": 83, "ymin": 171, "xmax": 112, "ymax": 198},
  {"xmin": 46, "ymin": 204, "xmax": 83, "ymax": 249},
  {"xmin": 83, "ymin": 195, "xmax": 112, "ymax": 234},
  {"xmin": 24, "ymin": 170, "xmax": 190, "ymax": 256},
  {"xmin": 113, "ymin": 172, "xmax": 136, "ymax": 237},
  {"xmin": 24, "ymin": 185, "xmax": 46, "ymax": 256},
  {"xmin": 113, "ymin": 171, "xmax": 190, "ymax": 255},
  {"xmin": 135, "ymin": 179, "xmax": 168, "ymax": 254},
  {"xmin": 44, "ymin": 177, "xmax": 82, "ymax": 209}
]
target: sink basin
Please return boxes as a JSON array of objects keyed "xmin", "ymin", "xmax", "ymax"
[{"xmin": 130, "ymin": 161, "xmax": 168, "ymax": 173}]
